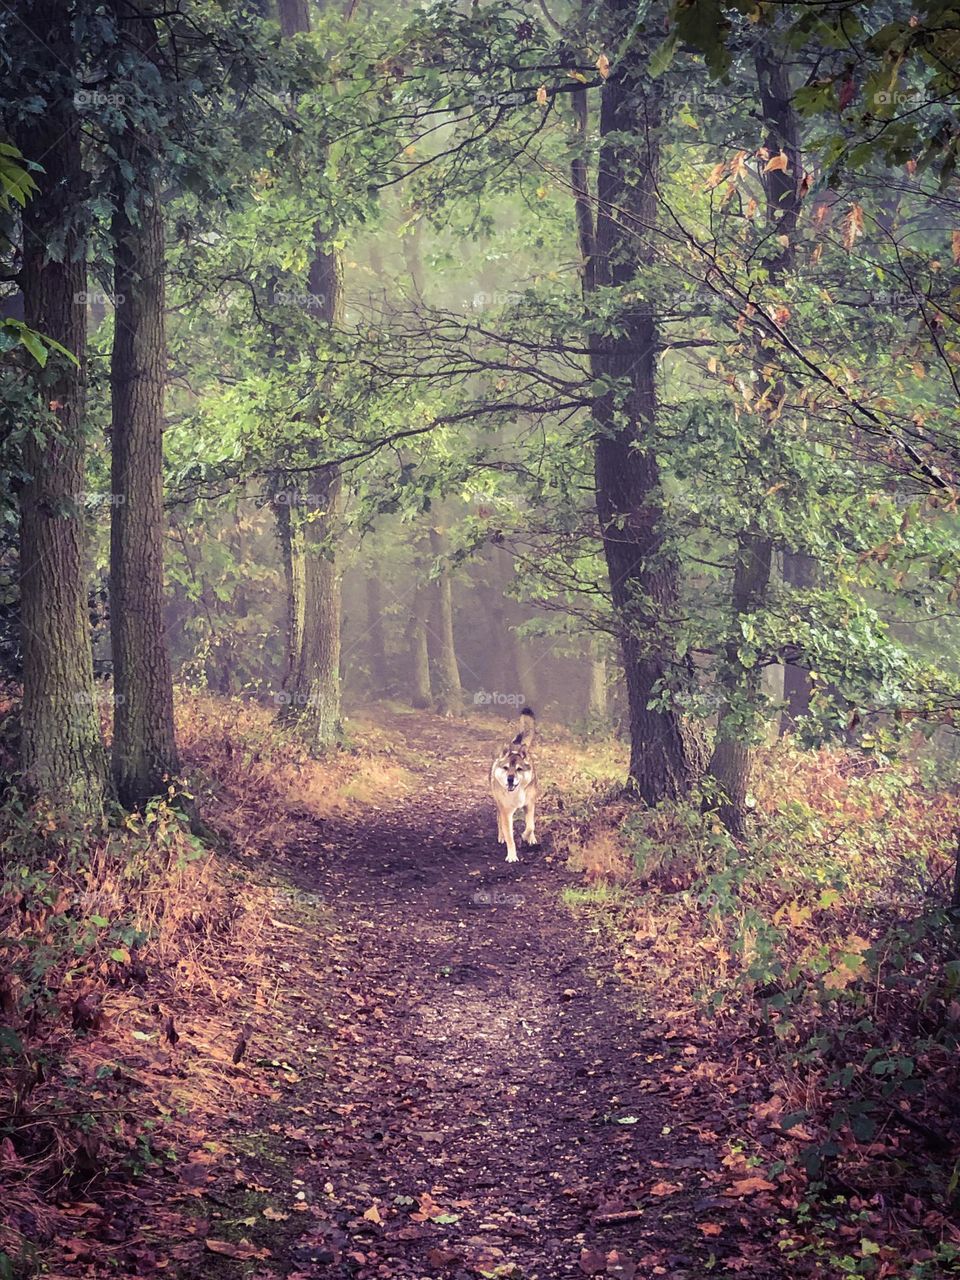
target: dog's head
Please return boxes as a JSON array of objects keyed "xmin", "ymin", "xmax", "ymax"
[{"xmin": 493, "ymin": 743, "xmax": 533, "ymax": 792}]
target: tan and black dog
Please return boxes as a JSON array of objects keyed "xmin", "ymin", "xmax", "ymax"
[{"xmin": 489, "ymin": 707, "xmax": 538, "ymax": 863}]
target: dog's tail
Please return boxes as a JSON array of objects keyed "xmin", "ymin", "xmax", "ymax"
[{"xmin": 514, "ymin": 705, "xmax": 536, "ymax": 747}]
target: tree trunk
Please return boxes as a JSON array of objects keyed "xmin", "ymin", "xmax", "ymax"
[
  {"xmin": 278, "ymin": 0, "xmax": 309, "ymax": 37},
  {"xmin": 271, "ymin": 475, "xmax": 305, "ymax": 692},
  {"xmin": 429, "ymin": 526, "xmax": 462, "ymax": 715},
  {"xmin": 15, "ymin": 1, "xmax": 108, "ymax": 810},
  {"xmin": 277, "ymin": 0, "xmax": 344, "ymax": 751},
  {"xmin": 780, "ymin": 548, "xmax": 817, "ymax": 733},
  {"xmin": 587, "ymin": 19, "xmax": 699, "ymax": 803},
  {"xmin": 586, "ymin": 634, "xmax": 607, "ymax": 721},
  {"xmin": 407, "ymin": 576, "xmax": 433, "ymax": 709},
  {"xmin": 707, "ymin": 536, "xmax": 773, "ymax": 833},
  {"xmin": 706, "ymin": 32, "xmax": 803, "ymax": 831},
  {"xmin": 366, "ymin": 573, "xmax": 389, "ymax": 695},
  {"xmin": 290, "ymin": 468, "xmax": 343, "ymax": 748},
  {"xmin": 109, "ymin": 132, "xmax": 179, "ymax": 808}
]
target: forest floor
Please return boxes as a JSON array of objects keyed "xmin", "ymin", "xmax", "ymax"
[
  {"xmin": 17, "ymin": 704, "xmax": 950, "ymax": 1280},
  {"xmin": 101, "ymin": 708, "xmax": 797, "ymax": 1280}
]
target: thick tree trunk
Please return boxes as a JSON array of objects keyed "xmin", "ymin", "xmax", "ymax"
[
  {"xmin": 588, "ymin": 26, "xmax": 698, "ymax": 803},
  {"xmin": 366, "ymin": 573, "xmax": 389, "ymax": 695},
  {"xmin": 110, "ymin": 144, "xmax": 179, "ymax": 808},
  {"xmin": 429, "ymin": 527, "xmax": 463, "ymax": 715},
  {"xmin": 707, "ymin": 33, "xmax": 803, "ymax": 831},
  {"xmin": 15, "ymin": 2, "xmax": 108, "ymax": 809},
  {"xmin": 780, "ymin": 548, "xmax": 817, "ymax": 732}
]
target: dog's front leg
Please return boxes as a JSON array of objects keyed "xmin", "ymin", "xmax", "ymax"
[
  {"xmin": 504, "ymin": 809, "xmax": 519, "ymax": 863},
  {"xmin": 496, "ymin": 806, "xmax": 506, "ymax": 844},
  {"xmin": 521, "ymin": 796, "xmax": 537, "ymax": 847}
]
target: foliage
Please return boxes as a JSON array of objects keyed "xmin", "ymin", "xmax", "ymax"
[{"xmin": 562, "ymin": 738, "xmax": 960, "ymax": 1272}]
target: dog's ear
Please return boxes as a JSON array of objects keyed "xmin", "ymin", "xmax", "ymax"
[{"xmin": 517, "ymin": 745, "xmax": 527, "ymax": 758}]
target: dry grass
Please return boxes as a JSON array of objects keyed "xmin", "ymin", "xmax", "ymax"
[{"xmin": 177, "ymin": 693, "xmax": 413, "ymax": 856}]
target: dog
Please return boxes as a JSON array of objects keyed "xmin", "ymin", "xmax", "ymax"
[{"xmin": 489, "ymin": 706, "xmax": 538, "ymax": 863}]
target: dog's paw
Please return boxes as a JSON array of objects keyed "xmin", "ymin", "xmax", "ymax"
[
  {"xmin": 521, "ymin": 835, "xmax": 540, "ymax": 850},
  {"xmin": 505, "ymin": 852, "xmax": 519, "ymax": 864}
]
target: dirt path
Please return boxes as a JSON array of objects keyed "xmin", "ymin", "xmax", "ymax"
[{"xmin": 195, "ymin": 712, "xmax": 784, "ymax": 1280}]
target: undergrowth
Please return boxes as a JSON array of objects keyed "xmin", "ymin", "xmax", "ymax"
[
  {"xmin": 561, "ymin": 739, "xmax": 960, "ymax": 1276},
  {"xmin": 0, "ymin": 692, "xmax": 407, "ymax": 1277}
]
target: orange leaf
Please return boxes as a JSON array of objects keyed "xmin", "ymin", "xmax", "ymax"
[
  {"xmin": 725, "ymin": 1176, "xmax": 776, "ymax": 1196},
  {"xmin": 205, "ymin": 1238, "xmax": 271, "ymax": 1260},
  {"xmin": 762, "ymin": 151, "xmax": 789, "ymax": 174},
  {"xmin": 843, "ymin": 204, "xmax": 864, "ymax": 250}
]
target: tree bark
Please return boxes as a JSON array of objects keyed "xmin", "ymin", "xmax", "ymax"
[
  {"xmin": 429, "ymin": 526, "xmax": 463, "ymax": 715},
  {"xmin": 780, "ymin": 548, "xmax": 817, "ymax": 732},
  {"xmin": 109, "ymin": 110, "xmax": 179, "ymax": 808},
  {"xmin": 15, "ymin": 0, "xmax": 108, "ymax": 810},
  {"xmin": 278, "ymin": 0, "xmax": 309, "ymax": 37},
  {"xmin": 277, "ymin": 0, "xmax": 345, "ymax": 751},
  {"xmin": 586, "ymin": 634, "xmax": 607, "ymax": 721},
  {"xmin": 706, "ymin": 31, "xmax": 803, "ymax": 832},
  {"xmin": 407, "ymin": 579, "xmax": 433, "ymax": 710},
  {"xmin": 290, "ymin": 468, "xmax": 343, "ymax": 747},
  {"xmin": 587, "ymin": 13, "xmax": 699, "ymax": 803},
  {"xmin": 707, "ymin": 536, "xmax": 773, "ymax": 833},
  {"xmin": 271, "ymin": 474, "xmax": 305, "ymax": 691}
]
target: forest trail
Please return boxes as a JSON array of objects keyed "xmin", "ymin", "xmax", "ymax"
[{"xmin": 191, "ymin": 710, "xmax": 785, "ymax": 1280}]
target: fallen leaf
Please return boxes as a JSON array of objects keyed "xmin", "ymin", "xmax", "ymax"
[
  {"xmin": 649, "ymin": 1181, "xmax": 682, "ymax": 1196},
  {"xmin": 205, "ymin": 1238, "xmax": 271, "ymax": 1260},
  {"xmin": 725, "ymin": 1177, "xmax": 776, "ymax": 1196}
]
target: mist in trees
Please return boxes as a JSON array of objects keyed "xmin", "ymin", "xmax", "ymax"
[{"xmin": 2, "ymin": 0, "xmax": 960, "ymax": 822}]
